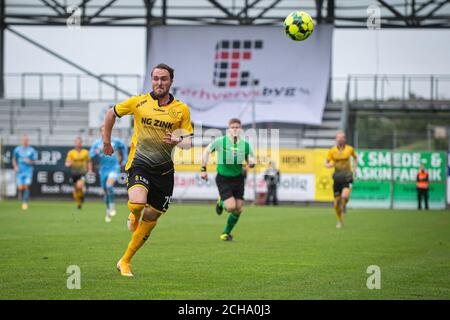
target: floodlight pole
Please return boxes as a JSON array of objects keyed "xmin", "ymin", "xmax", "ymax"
[
  {"xmin": 0, "ymin": 0, "xmax": 5, "ymax": 99},
  {"xmin": 251, "ymin": 76, "xmax": 257, "ymax": 205}
]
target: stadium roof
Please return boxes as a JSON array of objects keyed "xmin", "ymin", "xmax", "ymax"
[{"xmin": 3, "ymin": 0, "xmax": 450, "ymax": 28}]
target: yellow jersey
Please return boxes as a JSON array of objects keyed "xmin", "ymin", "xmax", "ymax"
[
  {"xmin": 113, "ymin": 92, "xmax": 193, "ymax": 174},
  {"xmin": 66, "ymin": 148, "xmax": 89, "ymax": 175},
  {"xmin": 326, "ymin": 144, "xmax": 356, "ymax": 176}
]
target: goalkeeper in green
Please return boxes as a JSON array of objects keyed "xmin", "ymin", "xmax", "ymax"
[{"xmin": 200, "ymin": 118, "xmax": 256, "ymax": 241}]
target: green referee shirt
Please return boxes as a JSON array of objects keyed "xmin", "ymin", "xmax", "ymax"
[{"xmin": 208, "ymin": 135, "xmax": 254, "ymax": 177}]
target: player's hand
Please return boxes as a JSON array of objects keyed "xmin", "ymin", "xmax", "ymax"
[
  {"xmin": 13, "ymin": 166, "xmax": 18, "ymax": 173},
  {"xmin": 324, "ymin": 161, "xmax": 334, "ymax": 169},
  {"xmin": 200, "ymin": 172, "xmax": 208, "ymax": 181},
  {"xmin": 103, "ymin": 142, "xmax": 114, "ymax": 156},
  {"xmin": 164, "ymin": 130, "xmax": 182, "ymax": 145}
]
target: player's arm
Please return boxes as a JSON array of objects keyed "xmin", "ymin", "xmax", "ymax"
[
  {"xmin": 65, "ymin": 151, "xmax": 73, "ymax": 168},
  {"xmin": 165, "ymin": 106, "xmax": 194, "ymax": 149},
  {"xmin": 324, "ymin": 150, "xmax": 334, "ymax": 168},
  {"xmin": 245, "ymin": 143, "xmax": 256, "ymax": 168},
  {"xmin": 103, "ymin": 109, "xmax": 116, "ymax": 156},
  {"xmin": 200, "ymin": 143, "xmax": 214, "ymax": 181},
  {"xmin": 178, "ymin": 135, "xmax": 193, "ymax": 149},
  {"xmin": 324, "ymin": 160, "xmax": 334, "ymax": 168},
  {"xmin": 352, "ymin": 149, "xmax": 358, "ymax": 173},
  {"xmin": 163, "ymin": 130, "xmax": 192, "ymax": 149},
  {"xmin": 12, "ymin": 150, "xmax": 18, "ymax": 172},
  {"xmin": 246, "ymin": 155, "xmax": 256, "ymax": 168},
  {"xmin": 24, "ymin": 148, "xmax": 37, "ymax": 165}
]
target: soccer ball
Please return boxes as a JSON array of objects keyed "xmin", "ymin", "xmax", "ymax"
[{"xmin": 284, "ymin": 11, "xmax": 314, "ymax": 41}]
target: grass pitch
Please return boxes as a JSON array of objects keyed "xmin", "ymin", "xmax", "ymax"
[{"xmin": 0, "ymin": 200, "xmax": 449, "ymax": 300}]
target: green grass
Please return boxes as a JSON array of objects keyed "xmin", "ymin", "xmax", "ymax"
[{"xmin": 0, "ymin": 200, "xmax": 449, "ymax": 300}]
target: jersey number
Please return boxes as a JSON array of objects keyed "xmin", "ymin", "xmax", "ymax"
[{"xmin": 163, "ymin": 196, "xmax": 172, "ymax": 208}]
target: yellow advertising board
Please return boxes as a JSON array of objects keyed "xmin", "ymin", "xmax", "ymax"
[{"xmin": 313, "ymin": 149, "xmax": 334, "ymax": 201}]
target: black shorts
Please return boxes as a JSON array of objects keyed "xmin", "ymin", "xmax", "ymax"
[
  {"xmin": 126, "ymin": 165, "xmax": 174, "ymax": 214},
  {"xmin": 333, "ymin": 178, "xmax": 353, "ymax": 197},
  {"xmin": 70, "ymin": 174, "xmax": 85, "ymax": 184},
  {"xmin": 215, "ymin": 173, "xmax": 245, "ymax": 201}
]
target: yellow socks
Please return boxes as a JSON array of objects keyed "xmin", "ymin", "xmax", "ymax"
[
  {"xmin": 128, "ymin": 202, "xmax": 145, "ymax": 215},
  {"xmin": 342, "ymin": 197, "xmax": 349, "ymax": 210},
  {"xmin": 73, "ymin": 189, "xmax": 84, "ymax": 205},
  {"xmin": 334, "ymin": 197, "xmax": 343, "ymax": 222},
  {"xmin": 73, "ymin": 191, "xmax": 80, "ymax": 205},
  {"xmin": 127, "ymin": 202, "xmax": 145, "ymax": 231},
  {"xmin": 122, "ymin": 219, "xmax": 157, "ymax": 263}
]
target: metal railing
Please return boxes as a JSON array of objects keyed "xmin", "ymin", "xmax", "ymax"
[
  {"xmin": 5, "ymin": 73, "xmax": 144, "ymax": 102},
  {"xmin": 345, "ymin": 74, "xmax": 450, "ymax": 105},
  {"xmin": 4, "ymin": 72, "xmax": 450, "ymax": 105}
]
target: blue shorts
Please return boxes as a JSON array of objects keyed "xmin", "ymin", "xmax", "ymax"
[
  {"xmin": 99, "ymin": 170, "xmax": 119, "ymax": 189},
  {"xmin": 16, "ymin": 171, "xmax": 33, "ymax": 187}
]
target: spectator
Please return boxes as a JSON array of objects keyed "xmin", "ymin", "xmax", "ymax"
[
  {"xmin": 264, "ymin": 161, "xmax": 280, "ymax": 205},
  {"xmin": 416, "ymin": 164, "xmax": 429, "ymax": 210}
]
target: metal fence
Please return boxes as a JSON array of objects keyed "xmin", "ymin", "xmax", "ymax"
[
  {"xmin": 346, "ymin": 74, "xmax": 450, "ymax": 104},
  {"xmin": 4, "ymin": 73, "xmax": 144, "ymax": 102},
  {"xmin": 352, "ymin": 126, "xmax": 450, "ymax": 151},
  {"xmin": 4, "ymin": 73, "xmax": 450, "ymax": 104}
]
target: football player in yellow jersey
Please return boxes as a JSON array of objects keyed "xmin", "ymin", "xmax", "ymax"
[
  {"xmin": 324, "ymin": 131, "xmax": 357, "ymax": 229},
  {"xmin": 65, "ymin": 137, "xmax": 89, "ymax": 209},
  {"xmin": 103, "ymin": 63, "xmax": 193, "ymax": 277}
]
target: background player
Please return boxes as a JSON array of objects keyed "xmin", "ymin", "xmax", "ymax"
[
  {"xmin": 201, "ymin": 118, "xmax": 256, "ymax": 241},
  {"xmin": 103, "ymin": 63, "xmax": 193, "ymax": 276},
  {"xmin": 89, "ymin": 125, "xmax": 128, "ymax": 222},
  {"xmin": 65, "ymin": 137, "xmax": 89, "ymax": 209},
  {"xmin": 324, "ymin": 131, "xmax": 357, "ymax": 229},
  {"xmin": 12, "ymin": 134, "xmax": 37, "ymax": 210}
]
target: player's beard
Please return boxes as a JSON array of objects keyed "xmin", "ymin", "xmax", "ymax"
[{"xmin": 154, "ymin": 86, "xmax": 170, "ymax": 99}]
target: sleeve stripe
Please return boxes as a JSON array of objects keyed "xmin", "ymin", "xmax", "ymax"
[{"xmin": 112, "ymin": 105, "xmax": 121, "ymax": 118}]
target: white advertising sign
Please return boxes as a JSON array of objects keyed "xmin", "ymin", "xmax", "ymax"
[
  {"xmin": 145, "ymin": 25, "xmax": 333, "ymax": 126},
  {"xmin": 173, "ymin": 172, "xmax": 315, "ymax": 201}
]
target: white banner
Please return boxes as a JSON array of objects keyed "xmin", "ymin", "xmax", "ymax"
[
  {"xmin": 173, "ymin": 172, "xmax": 315, "ymax": 201},
  {"xmin": 88, "ymin": 102, "xmax": 131, "ymax": 129},
  {"xmin": 145, "ymin": 25, "xmax": 333, "ymax": 126}
]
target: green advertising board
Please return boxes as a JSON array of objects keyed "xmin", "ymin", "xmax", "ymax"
[
  {"xmin": 392, "ymin": 151, "xmax": 446, "ymax": 209},
  {"xmin": 350, "ymin": 150, "xmax": 447, "ymax": 210}
]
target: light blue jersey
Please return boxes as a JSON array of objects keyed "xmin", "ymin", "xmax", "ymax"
[
  {"xmin": 89, "ymin": 138, "xmax": 128, "ymax": 188},
  {"xmin": 13, "ymin": 145, "xmax": 37, "ymax": 186}
]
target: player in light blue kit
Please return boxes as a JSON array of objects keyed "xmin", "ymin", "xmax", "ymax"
[
  {"xmin": 89, "ymin": 126, "xmax": 128, "ymax": 222},
  {"xmin": 12, "ymin": 135, "xmax": 37, "ymax": 210}
]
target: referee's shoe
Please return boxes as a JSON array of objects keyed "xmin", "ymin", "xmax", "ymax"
[{"xmin": 215, "ymin": 196, "xmax": 224, "ymax": 215}]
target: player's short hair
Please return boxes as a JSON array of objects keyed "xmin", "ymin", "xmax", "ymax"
[
  {"xmin": 228, "ymin": 118, "xmax": 241, "ymax": 126},
  {"xmin": 152, "ymin": 63, "xmax": 174, "ymax": 80},
  {"xmin": 336, "ymin": 130, "xmax": 346, "ymax": 137}
]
